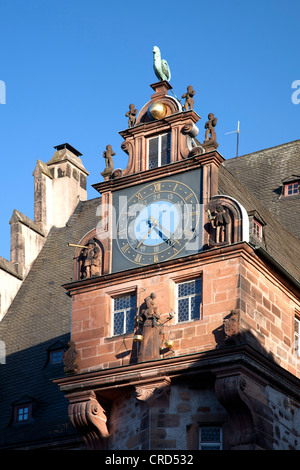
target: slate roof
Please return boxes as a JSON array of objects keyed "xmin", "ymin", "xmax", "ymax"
[
  {"xmin": 223, "ymin": 140, "xmax": 300, "ymax": 240},
  {"xmin": 0, "ymin": 196, "xmax": 101, "ymax": 449},
  {"xmin": 218, "ymin": 164, "xmax": 300, "ymax": 284}
]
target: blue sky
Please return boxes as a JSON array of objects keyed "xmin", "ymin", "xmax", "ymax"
[{"xmin": 0, "ymin": 0, "xmax": 300, "ymax": 260}]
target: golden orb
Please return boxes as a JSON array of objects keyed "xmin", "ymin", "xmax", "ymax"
[{"xmin": 148, "ymin": 102, "xmax": 167, "ymax": 120}]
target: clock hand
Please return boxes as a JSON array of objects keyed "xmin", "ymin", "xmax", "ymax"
[
  {"xmin": 155, "ymin": 222, "xmax": 175, "ymax": 241},
  {"xmin": 136, "ymin": 217, "xmax": 156, "ymax": 248}
]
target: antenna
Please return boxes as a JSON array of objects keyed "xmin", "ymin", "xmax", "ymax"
[{"xmin": 225, "ymin": 121, "xmax": 240, "ymax": 158}]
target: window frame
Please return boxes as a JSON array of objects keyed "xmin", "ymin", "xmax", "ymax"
[
  {"xmin": 283, "ymin": 181, "xmax": 299, "ymax": 196},
  {"xmin": 199, "ymin": 425, "xmax": 223, "ymax": 450},
  {"xmin": 294, "ymin": 314, "xmax": 300, "ymax": 357},
  {"xmin": 111, "ymin": 292, "xmax": 137, "ymax": 337},
  {"xmin": 252, "ymin": 218, "xmax": 263, "ymax": 240},
  {"xmin": 14, "ymin": 403, "xmax": 32, "ymax": 424},
  {"xmin": 176, "ymin": 278, "xmax": 202, "ymax": 324},
  {"xmin": 147, "ymin": 132, "xmax": 171, "ymax": 170},
  {"xmin": 49, "ymin": 348, "xmax": 64, "ymax": 364}
]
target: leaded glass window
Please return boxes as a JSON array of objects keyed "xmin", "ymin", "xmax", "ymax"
[
  {"xmin": 199, "ymin": 426, "xmax": 222, "ymax": 450},
  {"xmin": 295, "ymin": 316, "xmax": 300, "ymax": 356},
  {"xmin": 147, "ymin": 133, "xmax": 171, "ymax": 169},
  {"xmin": 112, "ymin": 294, "xmax": 136, "ymax": 336},
  {"xmin": 177, "ymin": 279, "xmax": 202, "ymax": 323}
]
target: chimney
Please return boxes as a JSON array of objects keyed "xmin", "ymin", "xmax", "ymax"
[{"xmin": 33, "ymin": 143, "xmax": 89, "ymax": 233}]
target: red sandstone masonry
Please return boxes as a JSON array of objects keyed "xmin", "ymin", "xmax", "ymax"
[{"xmin": 67, "ymin": 246, "xmax": 300, "ymax": 379}]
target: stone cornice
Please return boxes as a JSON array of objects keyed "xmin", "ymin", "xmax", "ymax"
[
  {"xmin": 54, "ymin": 343, "xmax": 300, "ymax": 402},
  {"xmin": 62, "ymin": 241, "xmax": 253, "ymax": 295},
  {"xmin": 92, "ymin": 150, "xmax": 224, "ymax": 195}
]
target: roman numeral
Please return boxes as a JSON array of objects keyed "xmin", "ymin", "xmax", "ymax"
[
  {"xmin": 154, "ymin": 183, "xmax": 161, "ymax": 192},
  {"xmin": 135, "ymin": 254, "xmax": 142, "ymax": 263},
  {"xmin": 121, "ymin": 243, "xmax": 130, "ymax": 253}
]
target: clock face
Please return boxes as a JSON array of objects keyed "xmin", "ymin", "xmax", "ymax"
[{"xmin": 114, "ymin": 176, "xmax": 202, "ymax": 268}]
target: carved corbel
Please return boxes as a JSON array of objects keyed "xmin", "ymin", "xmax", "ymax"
[
  {"xmin": 135, "ymin": 377, "xmax": 171, "ymax": 407},
  {"xmin": 215, "ymin": 374, "xmax": 256, "ymax": 449},
  {"xmin": 68, "ymin": 391, "xmax": 109, "ymax": 450}
]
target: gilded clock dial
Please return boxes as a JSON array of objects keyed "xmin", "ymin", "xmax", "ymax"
[{"xmin": 116, "ymin": 179, "xmax": 200, "ymax": 266}]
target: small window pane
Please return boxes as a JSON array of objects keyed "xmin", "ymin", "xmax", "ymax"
[
  {"xmin": 113, "ymin": 310, "xmax": 125, "ymax": 336},
  {"xmin": 15, "ymin": 404, "xmax": 31, "ymax": 423},
  {"xmin": 113, "ymin": 294, "xmax": 136, "ymax": 336},
  {"xmin": 148, "ymin": 137, "xmax": 159, "ymax": 169},
  {"xmin": 178, "ymin": 298, "xmax": 189, "ymax": 322},
  {"xmin": 295, "ymin": 317, "xmax": 300, "ymax": 357},
  {"xmin": 177, "ymin": 279, "xmax": 202, "ymax": 323},
  {"xmin": 50, "ymin": 349, "xmax": 64, "ymax": 364},
  {"xmin": 199, "ymin": 427, "xmax": 222, "ymax": 450},
  {"xmin": 160, "ymin": 133, "xmax": 171, "ymax": 166}
]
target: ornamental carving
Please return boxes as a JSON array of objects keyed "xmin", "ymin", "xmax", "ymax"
[
  {"xmin": 135, "ymin": 377, "xmax": 171, "ymax": 406},
  {"xmin": 68, "ymin": 391, "xmax": 109, "ymax": 450},
  {"xmin": 78, "ymin": 238, "xmax": 102, "ymax": 280},
  {"xmin": 63, "ymin": 340, "xmax": 79, "ymax": 375},
  {"xmin": 206, "ymin": 195, "xmax": 245, "ymax": 248}
]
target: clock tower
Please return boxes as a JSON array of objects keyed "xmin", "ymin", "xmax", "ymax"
[{"xmin": 55, "ymin": 74, "xmax": 252, "ymax": 450}]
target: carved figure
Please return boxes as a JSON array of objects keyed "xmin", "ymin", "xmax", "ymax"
[
  {"xmin": 210, "ymin": 204, "xmax": 231, "ymax": 244},
  {"xmin": 103, "ymin": 145, "xmax": 115, "ymax": 171},
  {"xmin": 182, "ymin": 85, "xmax": 195, "ymax": 110},
  {"xmin": 80, "ymin": 239, "xmax": 102, "ymax": 279},
  {"xmin": 205, "ymin": 113, "xmax": 218, "ymax": 142},
  {"xmin": 153, "ymin": 46, "xmax": 171, "ymax": 82},
  {"xmin": 63, "ymin": 340, "xmax": 79, "ymax": 374},
  {"xmin": 138, "ymin": 293, "xmax": 161, "ymax": 362},
  {"xmin": 125, "ymin": 104, "xmax": 138, "ymax": 128}
]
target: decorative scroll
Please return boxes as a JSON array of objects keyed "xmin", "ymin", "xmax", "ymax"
[{"xmin": 68, "ymin": 391, "xmax": 109, "ymax": 450}]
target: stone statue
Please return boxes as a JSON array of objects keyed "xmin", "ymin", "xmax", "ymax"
[
  {"xmin": 125, "ymin": 104, "xmax": 138, "ymax": 128},
  {"xmin": 205, "ymin": 113, "xmax": 218, "ymax": 142},
  {"xmin": 101, "ymin": 145, "xmax": 115, "ymax": 180},
  {"xmin": 103, "ymin": 145, "xmax": 114, "ymax": 171},
  {"xmin": 210, "ymin": 204, "xmax": 231, "ymax": 244},
  {"xmin": 138, "ymin": 293, "xmax": 161, "ymax": 362},
  {"xmin": 80, "ymin": 239, "xmax": 102, "ymax": 279},
  {"xmin": 182, "ymin": 85, "xmax": 195, "ymax": 111},
  {"xmin": 153, "ymin": 46, "xmax": 171, "ymax": 82}
]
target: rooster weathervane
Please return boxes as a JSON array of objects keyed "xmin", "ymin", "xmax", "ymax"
[{"xmin": 153, "ymin": 46, "xmax": 171, "ymax": 82}]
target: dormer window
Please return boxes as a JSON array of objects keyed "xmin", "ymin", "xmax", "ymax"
[
  {"xmin": 248, "ymin": 210, "xmax": 265, "ymax": 244},
  {"xmin": 14, "ymin": 402, "xmax": 33, "ymax": 424},
  {"xmin": 147, "ymin": 133, "xmax": 171, "ymax": 169},
  {"xmin": 252, "ymin": 219, "xmax": 263, "ymax": 240},
  {"xmin": 282, "ymin": 176, "xmax": 300, "ymax": 197}
]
